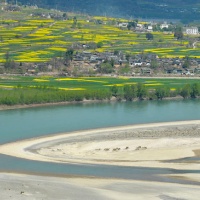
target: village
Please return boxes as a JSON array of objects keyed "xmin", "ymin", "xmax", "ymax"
[
  {"xmin": 0, "ymin": 2, "xmax": 200, "ymax": 77},
  {"xmin": 69, "ymin": 50, "xmax": 200, "ymax": 76},
  {"xmin": 17, "ymin": 49, "xmax": 199, "ymax": 77}
]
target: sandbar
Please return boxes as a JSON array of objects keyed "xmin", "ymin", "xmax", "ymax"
[
  {"xmin": 1, "ymin": 120, "xmax": 200, "ymax": 199},
  {"xmin": 0, "ymin": 120, "xmax": 200, "ymax": 170}
]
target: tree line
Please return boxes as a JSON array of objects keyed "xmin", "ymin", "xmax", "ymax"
[
  {"xmin": 111, "ymin": 82, "xmax": 200, "ymax": 101},
  {"xmin": 0, "ymin": 87, "xmax": 111, "ymax": 105},
  {"xmin": 0, "ymin": 82, "xmax": 200, "ymax": 105}
]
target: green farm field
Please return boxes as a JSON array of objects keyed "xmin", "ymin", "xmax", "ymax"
[{"xmin": 0, "ymin": 76, "xmax": 199, "ymax": 91}]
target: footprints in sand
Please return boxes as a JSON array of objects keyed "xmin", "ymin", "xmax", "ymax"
[{"xmin": 95, "ymin": 146, "xmax": 147, "ymax": 152}]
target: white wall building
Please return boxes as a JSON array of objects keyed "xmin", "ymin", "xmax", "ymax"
[
  {"xmin": 118, "ymin": 23, "xmax": 128, "ymax": 28},
  {"xmin": 137, "ymin": 23, "xmax": 143, "ymax": 28},
  {"xmin": 147, "ymin": 25, "xmax": 153, "ymax": 31},
  {"xmin": 184, "ymin": 27, "xmax": 199, "ymax": 35},
  {"xmin": 160, "ymin": 23, "xmax": 169, "ymax": 29}
]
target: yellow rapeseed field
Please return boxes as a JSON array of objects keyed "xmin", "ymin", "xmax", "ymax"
[{"xmin": 0, "ymin": 14, "xmax": 199, "ymax": 63}]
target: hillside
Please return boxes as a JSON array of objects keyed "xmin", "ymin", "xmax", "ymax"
[
  {"xmin": 0, "ymin": 10, "xmax": 199, "ymax": 63},
  {"xmin": 16, "ymin": 0, "xmax": 200, "ymax": 21}
]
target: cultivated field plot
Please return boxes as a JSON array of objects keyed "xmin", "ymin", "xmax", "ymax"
[
  {"xmin": 0, "ymin": 10, "xmax": 199, "ymax": 63},
  {"xmin": 0, "ymin": 76, "xmax": 199, "ymax": 91}
]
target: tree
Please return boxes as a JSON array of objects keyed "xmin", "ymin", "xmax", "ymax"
[
  {"xmin": 111, "ymin": 85, "xmax": 118, "ymax": 97},
  {"xmin": 146, "ymin": 33, "xmax": 154, "ymax": 40},
  {"xmin": 124, "ymin": 85, "xmax": 131, "ymax": 101},
  {"xmin": 97, "ymin": 42, "xmax": 103, "ymax": 48},
  {"xmin": 72, "ymin": 16, "xmax": 77, "ymax": 28},
  {"xmin": 174, "ymin": 31, "xmax": 183, "ymax": 40},
  {"xmin": 182, "ymin": 56, "xmax": 190, "ymax": 68},
  {"xmin": 110, "ymin": 59, "xmax": 115, "ymax": 67},
  {"xmin": 127, "ymin": 21, "xmax": 137, "ymax": 30},
  {"xmin": 119, "ymin": 64, "xmax": 131, "ymax": 75},
  {"xmin": 125, "ymin": 53, "xmax": 131, "ymax": 61},
  {"xmin": 131, "ymin": 84, "xmax": 137, "ymax": 99},
  {"xmin": 4, "ymin": 51, "xmax": 16, "ymax": 69},
  {"xmin": 65, "ymin": 48, "xmax": 74, "ymax": 66},
  {"xmin": 155, "ymin": 87, "xmax": 169, "ymax": 100},
  {"xmin": 150, "ymin": 59, "xmax": 158, "ymax": 69},
  {"xmin": 4, "ymin": 51, "xmax": 11, "ymax": 69},
  {"xmin": 174, "ymin": 27, "xmax": 183, "ymax": 40},
  {"xmin": 180, "ymin": 84, "xmax": 191, "ymax": 99},
  {"xmin": 114, "ymin": 50, "xmax": 119, "ymax": 55},
  {"xmin": 190, "ymin": 83, "xmax": 200, "ymax": 98},
  {"xmin": 99, "ymin": 62, "xmax": 114, "ymax": 74},
  {"xmin": 77, "ymin": 23, "xmax": 82, "ymax": 29},
  {"xmin": 137, "ymin": 83, "xmax": 147, "ymax": 100},
  {"xmin": 153, "ymin": 25, "xmax": 160, "ymax": 32},
  {"xmin": 124, "ymin": 84, "xmax": 137, "ymax": 101},
  {"xmin": 63, "ymin": 13, "xmax": 67, "ymax": 19}
]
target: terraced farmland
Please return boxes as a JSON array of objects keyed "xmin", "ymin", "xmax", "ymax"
[{"xmin": 0, "ymin": 9, "xmax": 200, "ymax": 63}]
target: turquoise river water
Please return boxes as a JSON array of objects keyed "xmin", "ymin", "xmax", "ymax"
[{"xmin": 0, "ymin": 99, "xmax": 200, "ymax": 184}]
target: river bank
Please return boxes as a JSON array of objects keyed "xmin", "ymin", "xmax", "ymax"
[
  {"xmin": 0, "ymin": 95, "xmax": 185, "ymax": 111},
  {"xmin": 0, "ymin": 99, "xmax": 108, "ymax": 111}
]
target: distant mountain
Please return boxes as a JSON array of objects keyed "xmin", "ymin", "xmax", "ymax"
[{"xmin": 17, "ymin": 0, "xmax": 200, "ymax": 21}]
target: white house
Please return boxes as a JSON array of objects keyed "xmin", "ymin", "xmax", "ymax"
[
  {"xmin": 90, "ymin": 55, "xmax": 99, "ymax": 61},
  {"xmin": 137, "ymin": 23, "xmax": 143, "ymax": 28},
  {"xmin": 160, "ymin": 22, "xmax": 169, "ymax": 29},
  {"xmin": 118, "ymin": 23, "xmax": 128, "ymax": 28},
  {"xmin": 147, "ymin": 25, "xmax": 153, "ymax": 31},
  {"xmin": 184, "ymin": 27, "xmax": 199, "ymax": 35},
  {"xmin": 129, "ymin": 61, "xmax": 143, "ymax": 67}
]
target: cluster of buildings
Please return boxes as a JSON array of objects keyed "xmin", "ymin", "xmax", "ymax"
[
  {"xmin": 21, "ymin": 51, "xmax": 200, "ymax": 76},
  {"xmin": 66, "ymin": 51, "xmax": 200, "ymax": 76},
  {"xmin": 117, "ymin": 21, "xmax": 199, "ymax": 35}
]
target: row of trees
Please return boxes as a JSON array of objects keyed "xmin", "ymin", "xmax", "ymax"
[
  {"xmin": 111, "ymin": 83, "xmax": 200, "ymax": 101},
  {"xmin": 0, "ymin": 87, "xmax": 111, "ymax": 105},
  {"xmin": 0, "ymin": 83, "xmax": 199, "ymax": 105},
  {"xmin": 180, "ymin": 83, "xmax": 200, "ymax": 99}
]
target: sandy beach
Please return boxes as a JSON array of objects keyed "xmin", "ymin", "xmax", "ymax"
[
  {"xmin": 1, "ymin": 172, "xmax": 200, "ymax": 200},
  {"xmin": 0, "ymin": 120, "xmax": 200, "ymax": 170}
]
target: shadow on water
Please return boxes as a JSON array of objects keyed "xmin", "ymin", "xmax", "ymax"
[{"xmin": 164, "ymin": 156, "xmax": 200, "ymax": 164}]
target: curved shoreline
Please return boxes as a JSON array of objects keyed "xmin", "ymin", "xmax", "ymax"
[
  {"xmin": 0, "ymin": 96, "xmax": 199, "ymax": 112},
  {"xmin": 0, "ymin": 120, "xmax": 200, "ymax": 170},
  {"xmin": 0, "ymin": 99, "xmax": 111, "ymax": 111}
]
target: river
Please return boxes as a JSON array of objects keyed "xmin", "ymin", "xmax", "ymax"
[{"xmin": 0, "ymin": 99, "xmax": 200, "ymax": 184}]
